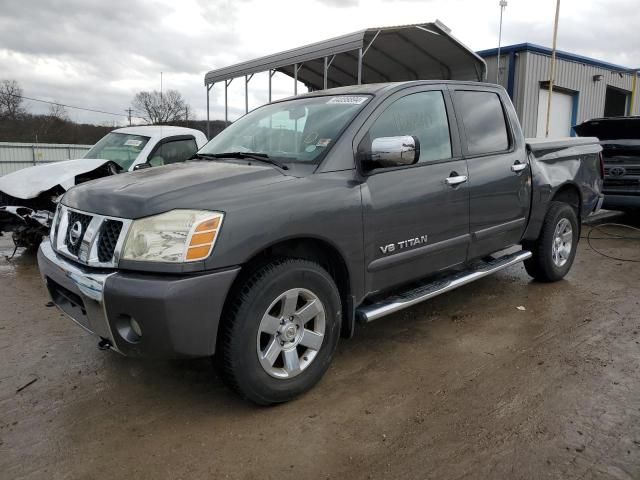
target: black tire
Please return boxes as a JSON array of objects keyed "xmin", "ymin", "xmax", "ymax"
[
  {"xmin": 523, "ymin": 201, "xmax": 579, "ymax": 282},
  {"xmin": 217, "ymin": 258, "xmax": 342, "ymax": 405}
]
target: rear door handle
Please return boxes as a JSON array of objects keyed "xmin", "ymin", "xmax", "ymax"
[
  {"xmin": 511, "ymin": 161, "xmax": 527, "ymax": 173},
  {"xmin": 445, "ymin": 175, "xmax": 468, "ymax": 186}
]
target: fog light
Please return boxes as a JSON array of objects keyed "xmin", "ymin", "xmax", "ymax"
[
  {"xmin": 130, "ymin": 318, "xmax": 142, "ymax": 337},
  {"xmin": 115, "ymin": 314, "xmax": 142, "ymax": 343}
]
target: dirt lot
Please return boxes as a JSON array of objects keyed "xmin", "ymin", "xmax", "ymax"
[{"xmin": 1, "ymin": 213, "xmax": 639, "ymax": 480}]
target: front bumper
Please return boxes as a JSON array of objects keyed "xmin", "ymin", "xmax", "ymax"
[
  {"xmin": 37, "ymin": 241, "xmax": 240, "ymax": 358},
  {"xmin": 603, "ymin": 194, "xmax": 640, "ymax": 210}
]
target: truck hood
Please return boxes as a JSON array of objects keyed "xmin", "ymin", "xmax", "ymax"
[
  {"xmin": 0, "ymin": 158, "xmax": 115, "ymax": 199},
  {"xmin": 62, "ymin": 160, "xmax": 295, "ymax": 219},
  {"xmin": 574, "ymin": 117, "xmax": 640, "ymax": 140}
]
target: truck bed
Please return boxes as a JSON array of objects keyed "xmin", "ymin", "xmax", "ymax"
[{"xmin": 526, "ymin": 136, "xmax": 601, "ymax": 152}]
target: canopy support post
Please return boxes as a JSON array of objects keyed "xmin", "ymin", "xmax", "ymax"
[
  {"xmin": 324, "ymin": 56, "xmax": 328, "ymax": 90},
  {"xmin": 224, "ymin": 78, "xmax": 233, "ymax": 125},
  {"xmin": 268, "ymin": 69, "xmax": 276, "ymax": 102},
  {"xmin": 206, "ymin": 83, "xmax": 213, "ymax": 138},
  {"xmin": 323, "ymin": 55, "xmax": 336, "ymax": 90},
  {"xmin": 294, "ymin": 63, "xmax": 302, "ymax": 95},
  {"xmin": 356, "ymin": 31, "xmax": 380, "ymax": 85},
  {"xmin": 362, "ymin": 30, "xmax": 381, "ymax": 57},
  {"xmin": 245, "ymin": 74, "xmax": 254, "ymax": 114}
]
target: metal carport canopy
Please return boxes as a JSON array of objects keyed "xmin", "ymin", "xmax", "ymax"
[
  {"xmin": 202, "ymin": 20, "xmax": 486, "ymax": 136},
  {"xmin": 204, "ymin": 20, "xmax": 486, "ymax": 89}
]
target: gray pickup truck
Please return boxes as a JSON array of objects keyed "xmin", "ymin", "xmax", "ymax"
[
  {"xmin": 575, "ymin": 117, "xmax": 640, "ymax": 212},
  {"xmin": 38, "ymin": 81, "xmax": 603, "ymax": 404}
]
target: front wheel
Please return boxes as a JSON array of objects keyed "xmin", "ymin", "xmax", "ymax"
[
  {"xmin": 217, "ymin": 259, "xmax": 342, "ymax": 405},
  {"xmin": 523, "ymin": 201, "xmax": 579, "ymax": 282}
]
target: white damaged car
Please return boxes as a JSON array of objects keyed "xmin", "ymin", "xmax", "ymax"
[{"xmin": 0, "ymin": 125, "xmax": 207, "ymax": 252}]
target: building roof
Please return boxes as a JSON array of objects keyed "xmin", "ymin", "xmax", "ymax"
[
  {"xmin": 204, "ymin": 21, "xmax": 487, "ymax": 89},
  {"xmin": 476, "ymin": 43, "xmax": 636, "ymax": 73}
]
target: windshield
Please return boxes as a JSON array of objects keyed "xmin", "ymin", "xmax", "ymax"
[
  {"xmin": 84, "ymin": 132, "xmax": 150, "ymax": 170},
  {"xmin": 199, "ymin": 95, "xmax": 370, "ymax": 164}
]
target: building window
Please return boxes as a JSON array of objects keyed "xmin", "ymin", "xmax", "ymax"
[{"xmin": 604, "ymin": 86, "xmax": 630, "ymax": 117}]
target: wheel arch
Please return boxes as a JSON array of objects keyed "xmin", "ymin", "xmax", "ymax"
[
  {"xmin": 551, "ymin": 182, "xmax": 582, "ymax": 217},
  {"xmin": 222, "ymin": 236, "xmax": 356, "ymax": 341},
  {"xmin": 522, "ymin": 180, "xmax": 584, "ymax": 243}
]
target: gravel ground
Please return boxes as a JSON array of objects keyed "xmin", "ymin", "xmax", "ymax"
[{"xmin": 1, "ymin": 212, "xmax": 639, "ymax": 480}]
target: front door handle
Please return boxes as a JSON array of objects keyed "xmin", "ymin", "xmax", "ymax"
[
  {"xmin": 511, "ymin": 161, "xmax": 527, "ymax": 173},
  {"xmin": 445, "ymin": 174, "xmax": 468, "ymax": 186}
]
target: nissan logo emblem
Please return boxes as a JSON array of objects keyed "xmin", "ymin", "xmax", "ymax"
[
  {"xmin": 609, "ymin": 166, "xmax": 626, "ymax": 177},
  {"xmin": 68, "ymin": 221, "xmax": 83, "ymax": 246}
]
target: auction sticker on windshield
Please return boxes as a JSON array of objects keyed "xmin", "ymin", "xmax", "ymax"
[
  {"xmin": 124, "ymin": 139, "xmax": 143, "ymax": 147},
  {"xmin": 326, "ymin": 96, "xmax": 368, "ymax": 105}
]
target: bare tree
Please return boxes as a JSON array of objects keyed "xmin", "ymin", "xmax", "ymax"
[
  {"xmin": 0, "ymin": 79, "xmax": 26, "ymax": 119},
  {"xmin": 48, "ymin": 102, "xmax": 69, "ymax": 121},
  {"xmin": 132, "ymin": 89, "xmax": 188, "ymax": 124}
]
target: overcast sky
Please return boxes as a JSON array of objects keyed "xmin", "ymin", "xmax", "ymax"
[{"xmin": 0, "ymin": 0, "xmax": 637, "ymax": 126}]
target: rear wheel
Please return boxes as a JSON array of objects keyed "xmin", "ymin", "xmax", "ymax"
[
  {"xmin": 217, "ymin": 258, "xmax": 342, "ymax": 405},
  {"xmin": 523, "ymin": 201, "xmax": 579, "ymax": 282}
]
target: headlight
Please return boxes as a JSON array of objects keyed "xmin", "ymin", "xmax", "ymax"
[{"xmin": 121, "ymin": 210, "xmax": 224, "ymax": 263}]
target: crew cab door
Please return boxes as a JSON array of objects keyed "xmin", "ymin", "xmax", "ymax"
[
  {"xmin": 450, "ymin": 86, "xmax": 531, "ymax": 258},
  {"xmin": 358, "ymin": 87, "xmax": 470, "ymax": 294}
]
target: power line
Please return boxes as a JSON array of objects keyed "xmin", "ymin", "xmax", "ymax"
[{"xmin": 5, "ymin": 92, "xmax": 144, "ymax": 118}]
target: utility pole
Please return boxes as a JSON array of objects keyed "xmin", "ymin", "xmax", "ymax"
[
  {"xmin": 545, "ymin": 0, "xmax": 561, "ymax": 138},
  {"xmin": 496, "ymin": 0, "xmax": 508, "ymax": 84},
  {"xmin": 125, "ymin": 107, "xmax": 133, "ymax": 126}
]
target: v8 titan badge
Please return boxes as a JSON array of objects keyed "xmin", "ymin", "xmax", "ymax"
[{"xmin": 379, "ymin": 235, "xmax": 428, "ymax": 255}]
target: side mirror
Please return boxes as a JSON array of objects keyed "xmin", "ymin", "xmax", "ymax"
[
  {"xmin": 133, "ymin": 162, "xmax": 151, "ymax": 171},
  {"xmin": 367, "ymin": 136, "xmax": 420, "ymax": 167}
]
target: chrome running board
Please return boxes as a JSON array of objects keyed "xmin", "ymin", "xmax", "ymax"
[{"xmin": 357, "ymin": 250, "xmax": 532, "ymax": 323}]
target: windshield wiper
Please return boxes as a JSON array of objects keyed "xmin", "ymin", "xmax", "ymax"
[{"xmin": 193, "ymin": 152, "xmax": 289, "ymax": 170}]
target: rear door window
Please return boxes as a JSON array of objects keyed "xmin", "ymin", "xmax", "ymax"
[{"xmin": 454, "ymin": 91, "xmax": 510, "ymax": 155}]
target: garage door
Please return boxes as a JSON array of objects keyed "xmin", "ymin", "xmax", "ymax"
[{"xmin": 536, "ymin": 88, "xmax": 574, "ymax": 138}]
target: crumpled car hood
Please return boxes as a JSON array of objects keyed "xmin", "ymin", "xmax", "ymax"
[{"xmin": 0, "ymin": 158, "xmax": 113, "ymax": 199}]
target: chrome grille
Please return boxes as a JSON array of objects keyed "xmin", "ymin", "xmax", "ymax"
[
  {"xmin": 65, "ymin": 211, "xmax": 92, "ymax": 256},
  {"xmin": 51, "ymin": 205, "xmax": 131, "ymax": 268},
  {"xmin": 97, "ymin": 220, "xmax": 123, "ymax": 263},
  {"xmin": 605, "ymin": 166, "xmax": 640, "ymax": 176}
]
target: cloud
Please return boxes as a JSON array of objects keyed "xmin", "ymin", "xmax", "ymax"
[
  {"xmin": 487, "ymin": 0, "xmax": 640, "ymax": 67},
  {"xmin": 314, "ymin": 0, "xmax": 360, "ymax": 6},
  {"xmin": 0, "ymin": 0, "xmax": 637, "ymax": 126}
]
